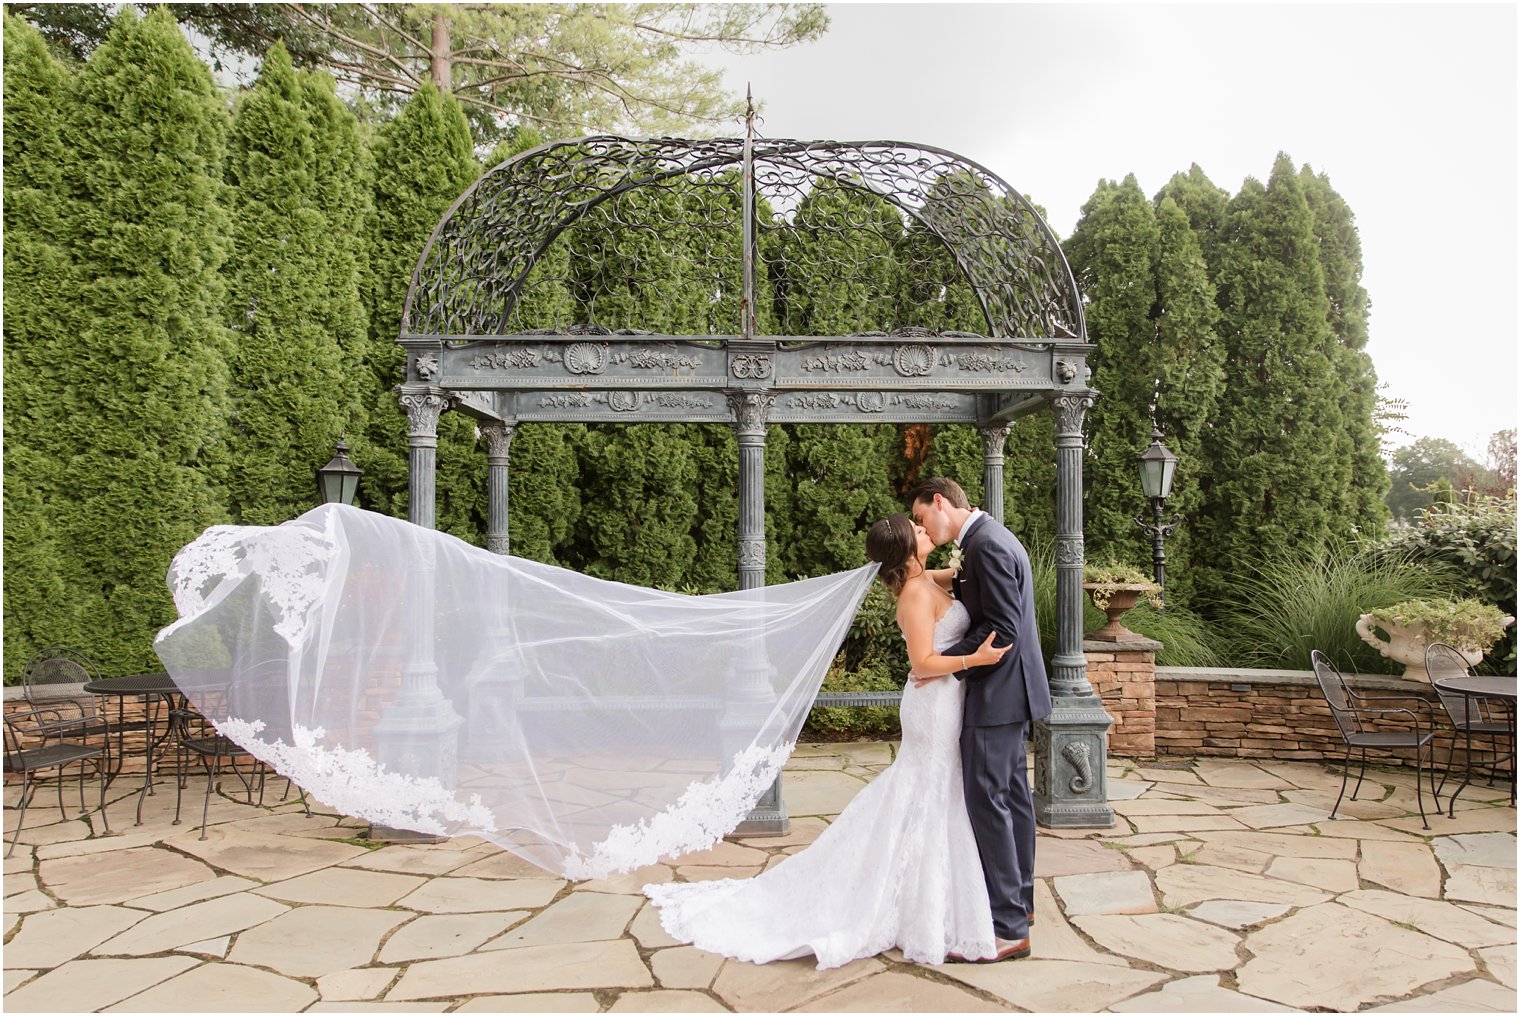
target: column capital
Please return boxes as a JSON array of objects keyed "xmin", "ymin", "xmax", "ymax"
[
  {"xmin": 727, "ymin": 392, "xmax": 775, "ymax": 438},
  {"xmin": 1049, "ymin": 392, "xmax": 1095, "ymax": 435},
  {"xmin": 480, "ymin": 420, "xmax": 517, "ymax": 461},
  {"xmin": 399, "ymin": 391, "xmax": 452, "ymax": 438},
  {"xmin": 978, "ymin": 421, "xmax": 1013, "ymax": 459}
]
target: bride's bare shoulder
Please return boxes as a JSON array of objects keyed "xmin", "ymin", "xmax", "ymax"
[{"xmin": 894, "ymin": 578, "xmax": 936, "ymax": 620}]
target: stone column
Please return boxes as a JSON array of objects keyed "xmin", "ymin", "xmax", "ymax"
[
  {"xmin": 979, "ymin": 421, "xmax": 1013, "ymax": 523},
  {"xmin": 399, "ymin": 392, "xmax": 450, "ymax": 529},
  {"xmin": 1033, "ymin": 392, "xmax": 1116, "ymax": 828},
  {"xmin": 481, "ymin": 421, "xmax": 517, "ymax": 555},
  {"xmin": 726, "ymin": 392, "xmax": 787, "ymax": 835}
]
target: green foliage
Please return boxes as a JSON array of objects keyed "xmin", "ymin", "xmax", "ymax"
[
  {"xmin": 223, "ymin": 44, "xmax": 369, "ymax": 525},
  {"xmin": 803, "ymin": 651, "xmax": 903, "ymax": 739},
  {"xmin": 35, "ymin": 6, "xmax": 235, "ymax": 678},
  {"xmin": 1121, "ymin": 604, "xmax": 1225, "ymax": 668},
  {"xmin": 1385, "ymin": 438, "xmax": 1485, "ymax": 521},
  {"xmin": 1381, "ymin": 492, "xmax": 1518, "ymax": 671},
  {"xmin": 1192, "ymin": 155, "xmax": 1351, "ymax": 607},
  {"xmin": 2, "ymin": 13, "xmax": 79, "ymax": 678},
  {"xmin": 1365, "ymin": 598, "xmax": 1514, "ymax": 654},
  {"xmin": 1216, "ymin": 540, "xmax": 1453, "ymax": 674}
]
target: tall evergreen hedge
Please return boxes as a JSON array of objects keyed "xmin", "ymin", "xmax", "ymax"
[
  {"xmin": 44, "ymin": 7, "xmax": 235, "ymax": 675},
  {"xmin": 223, "ymin": 44, "xmax": 368, "ymax": 525}
]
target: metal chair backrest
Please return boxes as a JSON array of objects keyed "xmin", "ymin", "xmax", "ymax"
[
  {"xmin": 22, "ymin": 647, "xmax": 102, "ymax": 708},
  {"xmin": 2, "ymin": 710, "xmax": 25, "ymax": 771},
  {"xmin": 1426, "ymin": 641, "xmax": 1494, "ymax": 727},
  {"xmin": 1310, "ymin": 649, "xmax": 1361, "ymax": 738}
]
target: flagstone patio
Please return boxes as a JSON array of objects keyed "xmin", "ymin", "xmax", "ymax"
[{"xmin": 4, "ymin": 747, "xmax": 1515, "ymax": 1012}]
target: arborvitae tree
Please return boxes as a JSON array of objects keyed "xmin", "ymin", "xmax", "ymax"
[
  {"xmin": 1148, "ymin": 196, "xmax": 1225, "ymax": 606},
  {"xmin": 1194, "ymin": 154, "xmax": 1348, "ymax": 605},
  {"xmin": 223, "ymin": 44, "xmax": 365, "ymax": 524},
  {"xmin": 776, "ymin": 177, "xmax": 902, "ymax": 334},
  {"xmin": 1153, "ymin": 164, "xmax": 1231, "ymax": 283},
  {"xmin": 46, "ymin": 6, "xmax": 235, "ymax": 673},
  {"xmin": 1299, "ymin": 165, "xmax": 1389, "ymax": 534},
  {"xmin": 3, "ymin": 14, "xmax": 79, "ymax": 678},
  {"xmin": 301, "ymin": 61, "xmax": 374, "ymax": 447},
  {"xmin": 1064, "ymin": 175, "xmax": 1163, "ymax": 563},
  {"xmin": 359, "ymin": 83, "xmax": 481, "ymax": 539},
  {"xmin": 568, "ymin": 425, "xmax": 701, "ymax": 588}
]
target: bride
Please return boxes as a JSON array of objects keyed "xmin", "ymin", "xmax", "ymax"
[{"xmin": 643, "ymin": 513, "xmax": 1011, "ymax": 969}]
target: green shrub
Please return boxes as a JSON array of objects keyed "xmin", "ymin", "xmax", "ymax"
[
  {"xmin": 1365, "ymin": 597, "xmax": 1514, "ymax": 655},
  {"xmin": 1217, "ymin": 539, "xmax": 1452, "ymax": 674},
  {"xmin": 803, "ymin": 649, "xmax": 902, "ymax": 739},
  {"xmin": 1380, "ymin": 493, "xmax": 1517, "ymax": 673}
]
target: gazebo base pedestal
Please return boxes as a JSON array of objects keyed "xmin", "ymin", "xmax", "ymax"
[{"xmin": 1033, "ymin": 695, "xmax": 1116, "ymax": 828}]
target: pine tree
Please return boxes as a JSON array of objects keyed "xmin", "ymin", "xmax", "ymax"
[
  {"xmin": 46, "ymin": 6, "xmax": 235, "ymax": 673},
  {"xmin": 223, "ymin": 44, "xmax": 366, "ymax": 525},
  {"xmin": 1299, "ymin": 165, "xmax": 1389, "ymax": 534},
  {"xmin": 360, "ymin": 83, "xmax": 481, "ymax": 538},
  {"xmin": 1194, "ymin": 154, "xmax": 1348, "ymax": 605},
  {"xmin": 2, "ymin": 13, "xmax": 79, "ymax": 678},
  {"xmin": 1063, "ymin": 175, "xmax": 1163, "ymax": 564}
]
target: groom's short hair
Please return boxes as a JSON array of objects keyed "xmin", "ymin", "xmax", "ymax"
[{"xmin": 909, "ymin": 477, "xmax": 970, "ymax": 511}]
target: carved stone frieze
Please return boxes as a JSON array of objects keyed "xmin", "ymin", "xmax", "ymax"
[
  {"xmin": 615, "ymin": 348, "xmax": 703, "ymax": 372},
  {"xmin": 470, "ymin": 348, "xmax": 542, "ymax": 371},
  {"xmin": 891, "ymin": 344, "xmax": 935, "ymax": 377},
  {"xmin": 607, "ymin": 390, "xmax": 640, "ymax": 412},
  {"xmin": 415, "ymin": 351, "xmax": 440, "ymax": 380},
  {"xmin": 398, "ymin": 392, "xmax": 451, "ymax": 436},
  {"xmin": 533, "ymin": 391, "xmax": 716, "ymax": 412},
  {"xmin": 800, "ymin": 350, "xmax": 880, "ymax": 372},
  {"xmin": 730, "ymin": 354, "xmax": 772, "ymax": 379},
  {"xmin": 563, "ymin": 342, "xmax": 608, "ymax": 375},
  {"xmin": 945, "ymin": 350, "xmax": 1028, "ymax": 374},
  {"xmin": 1055, "ymin": 359, "xmax": 1079, "ymax": 384},
  {"xmin": 780, "ymin": 392, "xmax": 959, "ymax": 414}
]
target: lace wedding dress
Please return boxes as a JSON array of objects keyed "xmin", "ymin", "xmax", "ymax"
[{"xmin": 644, "ymin": 598, "xmax": 997, "ymax": 969}]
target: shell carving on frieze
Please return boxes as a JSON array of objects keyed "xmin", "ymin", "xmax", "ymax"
[
  {"xmin": 892, "ymin": 344, "xmax": 935, "ymax": 377},
  {"xmin": 564, "ymin": 342, "xmax": 608, "ymax": 375},
  {"xmin": 856, "ymin": 392, "xmax": 886, "ymax": 413},
  {"xmin": 607, "ymin": 391, "xmax": 639, "ymax": 413}
]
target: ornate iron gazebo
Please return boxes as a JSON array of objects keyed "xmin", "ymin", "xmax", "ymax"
[{"xmin": 390, "ymin": 115, "xmax": 1115, "ymax": 832}]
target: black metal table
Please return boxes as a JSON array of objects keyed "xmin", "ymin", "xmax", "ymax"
[
  {"xmin": 1434, "ymin": 674, "xmax": 1517, "ymax": 815},
  {"xmin": 84, "ymin": 673, "xmax": 182, "ymax": 825}
]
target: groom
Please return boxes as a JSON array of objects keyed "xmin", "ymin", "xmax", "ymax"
[{"xmin": 910, "ymin": 477, "xmax": 1050, "ymax": 962}]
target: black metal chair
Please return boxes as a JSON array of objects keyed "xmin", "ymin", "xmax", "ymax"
[
  {"xmin": 4, "ymin": 707, "xmax": 112, "ymax": 856},
  {"xmin": 169, "ymin": 681, "xmax": 308, "ymax": 840},
  {"xmin": 21, "ymin": 647, "xmax": 112, "ymax": 745},
  {"xmin": 1311, "ymin": 649, "xmax": 1439, "ymax": 829},
  {"xmin": 1426, "ymin": 641, "xmax": 1515, "ymax": 795}
]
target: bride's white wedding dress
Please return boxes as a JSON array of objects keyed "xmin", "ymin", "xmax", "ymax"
[{"xmin": 643, "ymin": 598, "xmax": 997, "ymax": 969}]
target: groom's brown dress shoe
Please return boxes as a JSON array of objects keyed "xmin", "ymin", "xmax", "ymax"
[{"xmin": 971, "ymin": 936, "xmax": 1030, "ymax": 963}]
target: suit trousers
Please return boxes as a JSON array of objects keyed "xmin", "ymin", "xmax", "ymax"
[{"xmin": 960, "ymin": 720, "xmax": 1034, "ymax": 940}]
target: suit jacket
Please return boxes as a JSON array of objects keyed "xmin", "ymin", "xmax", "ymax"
[{"xmin": 943, "ymin": 514, "xmax": 1052, "ymax": 726}]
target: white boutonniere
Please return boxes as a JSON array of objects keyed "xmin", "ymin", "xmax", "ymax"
[{"xmin": 946, "ymin": 546, "xmax": 964, "ymax": 573}]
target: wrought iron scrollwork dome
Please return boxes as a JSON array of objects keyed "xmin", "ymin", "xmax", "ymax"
[{"xmin": 401, "ymin": 136, "xmax": 1085, "ymax": 343}]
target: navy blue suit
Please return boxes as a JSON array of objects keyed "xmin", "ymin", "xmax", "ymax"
[{"xmin": 942, "ymin": 513, "xmax": 1049, "ymax": 940}]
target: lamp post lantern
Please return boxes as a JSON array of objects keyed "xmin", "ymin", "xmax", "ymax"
[
  {"xmin": 317, "ymin": 438, "xmax": 362, "ymax": 506},
  {"xmin": 1133, "ymin": 425, "xmax": 1180, "ymax": 596}
]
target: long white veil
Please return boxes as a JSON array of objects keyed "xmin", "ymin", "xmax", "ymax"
[{"xmin": 154, "ymin": 504, "xmax": 876, "ymax": 878}]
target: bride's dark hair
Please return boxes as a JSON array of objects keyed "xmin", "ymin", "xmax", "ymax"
[{"xmin": 865, "ymin": 513, "xmax": 917, "ymax": 597}]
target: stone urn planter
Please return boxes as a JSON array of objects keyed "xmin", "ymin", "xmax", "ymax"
[
  {"xmin": 1356, "ymin": 598, "xmax": 1515, "ymax": 682},
  {"xmin": 1083, "ymin": 583, "xmax": 1151, "ymax": 643}
]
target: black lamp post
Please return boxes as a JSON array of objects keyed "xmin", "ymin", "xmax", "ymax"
[
  {"xmin": 1133, "ymin": 424, "xmax": 1180, "ymax": 597},
  {"xmin": 317, "ymin": 437, "xmax": 362, "ymax": 506}
]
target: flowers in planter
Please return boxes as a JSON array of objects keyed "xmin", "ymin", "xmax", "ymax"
[
  {"xmin": 1364, "ymin": 597, "xmax": 1514, "ymax": 654},
  {"xmin": 1082, "ymin": 560, "xmax": 1163, "ymax": 610}
]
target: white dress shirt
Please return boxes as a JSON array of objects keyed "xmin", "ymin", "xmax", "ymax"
[{"xmin": 955, "ymin": 508, "xmax": 985, "ymax": 548}]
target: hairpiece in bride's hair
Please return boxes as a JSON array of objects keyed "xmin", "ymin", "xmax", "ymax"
[{"xmin": 884, "ymin": 518, "xmax": 895, "ymax": 538}]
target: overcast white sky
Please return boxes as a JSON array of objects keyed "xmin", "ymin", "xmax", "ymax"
[{"xmin": 699, "ymin": 2, "xmax": 1517, "ymax": 457}]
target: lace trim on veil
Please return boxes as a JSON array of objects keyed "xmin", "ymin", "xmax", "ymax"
[
  {"xmin": 563, "ymin": 742, "xmax": 792, "ymax": 880},
  {"xmin": 215, "ymin": 718, "xmax": 497, "ymax": 836}
]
